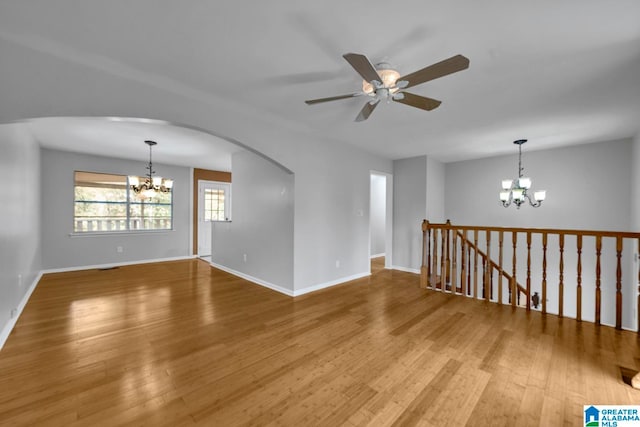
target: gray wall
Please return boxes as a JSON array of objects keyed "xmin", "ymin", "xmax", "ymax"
[
  {"xmin": 445, "ymin": 139, "xmax": 632, "ymax": 230},
  {"xmin": 392, "ymin": 156, "xmax": 427, "ymax": 272},
  {"xmin": 632, "ymin": 133, "xmax": 640, "ymax": 231},
  {"xmin": 426, "ymin": 157, "xmax": 445, "ymax": 222},
  {"xmin": 289, "ymin": 137, "xmax": 392, "ymax": 292},
  {"xmin": 41, "ymin": 148, "xmax": 191, "ymax": 269},
  {"xmin": 0, "ymin": 123, "xmax": 41, "ymax": 345},
  {"xmin": 370, "ymin": 174, "xmax": 386, "ymax": 257},
  {"xmin": 211, "ymin": 150, "xmax": 294, "ymax": 291}
]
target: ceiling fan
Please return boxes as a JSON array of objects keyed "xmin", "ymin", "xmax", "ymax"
[{"xmin": 305, "ymin": 53, "xmax": 469, "ymax": 122}]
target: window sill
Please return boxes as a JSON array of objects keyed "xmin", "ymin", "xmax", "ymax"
[{"xmin": 69, "ymin": 229, "xmax": 174, "ymax": 237}]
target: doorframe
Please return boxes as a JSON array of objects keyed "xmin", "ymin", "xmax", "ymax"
[
  {"xmin": 197, "ymin": 180, "xmax": 232, "ymax": 257},
  {"xmin": 369, "ymin": 170, "xmax": 393, "ymax": 271},
  {"xmin": 192, "ymin": 168, "xmax": 232, "ymax": 256}
]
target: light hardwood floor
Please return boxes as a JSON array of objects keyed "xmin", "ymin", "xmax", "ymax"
[{"xmin": 1, "ymin": 258, "xmax": 639, "ymax": 426}]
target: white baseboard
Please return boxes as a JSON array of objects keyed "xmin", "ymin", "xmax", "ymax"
[
  {"xmin": 209, "ymin": 262, "xmax": 295, "ymax": 297},
  {"xmin": 209, "ymin": 262, "xmax": 370, "ymax": 298},
  {"xmin": 41, "ymin": 255, "xmax": 197, "ymax": 274},
  {"xmin": 392, "ymin": 265, "xmax": 420, "ymax": 274},
  {"xmin": 0, "ymin": 272, "xmax": 43, "ymax": 351},
  {"xmin": 293, "ymin": 272, "xmax": 370, "ymax": 297},
  {"xmin": 370, "ymin": 253, "xmax": 385, "ymax": 259}
]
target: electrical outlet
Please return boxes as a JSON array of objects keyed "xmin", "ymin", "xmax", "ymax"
[
  {"xmin": 18, "ymin": 274, "xmax": 22, "ymax": 288},
  {"xmin": 243, "ymin": 253, "xmax": 247, "ymax": 262},
  {"xmin": 335, "ymin": 260, "xmax": 340, "ymax": 268},
  {"xmin": 117, "ymin": 246, "xmax": 123, "ymax": 253},
  {"xmin": 10, "ymin": 308, "xmax": 17, "ymax": 319}
]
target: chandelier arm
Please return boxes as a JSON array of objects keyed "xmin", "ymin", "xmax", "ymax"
[{"xmin": 528, "ymin": 195, "xmax": 542, "ymax": 208}]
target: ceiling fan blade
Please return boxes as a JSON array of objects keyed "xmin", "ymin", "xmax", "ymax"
[
  {"xmin": 398, "ymin": 54, "xmax": 469, "ymax": 89},
  {"xmin": 355, "ymin": 100, "xmax": 379, "ymax": 122},
  {"xmin": 343, "ymin": 53, "xmax": 381, "ymax": 84},
  {"xmin": 393, "ymin": 92, "xmax": 441, "ymax": 111},
  {"xmin": 305, "ymin": 92, "xmax": 363, "ymax": 105}
]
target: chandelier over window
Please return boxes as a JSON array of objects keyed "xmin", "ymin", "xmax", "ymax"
[
  {"xmin": 499, "ymin": 139, "xmax": 546, "ymax": 208},
  {"xmin": 128, "ymin": 140, "xmax": 173, "ymax": 200}
]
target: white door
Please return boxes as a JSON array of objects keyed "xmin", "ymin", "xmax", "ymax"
[{"xmin": 197, "ymin": 180, "xmax": 231, "ymax": 256}]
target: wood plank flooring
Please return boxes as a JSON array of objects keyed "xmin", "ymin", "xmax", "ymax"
[{"xmin": 1, "ymin": 258, "xmax": 639, "ymax": 426}]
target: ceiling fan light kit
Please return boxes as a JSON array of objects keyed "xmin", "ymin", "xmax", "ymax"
[
  {"xmin": 305, "ymin": 52, "xmax": 470, "ymax": 121},
  {"xmin": 361, "ymin": 63, "xmax": 401, "ymax": 94}
]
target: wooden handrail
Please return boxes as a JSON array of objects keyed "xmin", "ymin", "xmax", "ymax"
[
  {"xmin": 424, "ymin": 222, "xmax": 640, "ymax": 239},
  {"xmin": 421, "ymin": 219, "xmax": 640, "ymax": 337}
]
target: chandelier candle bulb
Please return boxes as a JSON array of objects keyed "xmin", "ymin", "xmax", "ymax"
[
  {"xmin": 518, "ymin": 177, "xmax": 532, "ymax": 189},
  {"xmin": 534, "ymin": 190, "xmax": 546, "ymax": 201},
  {"xmin": 513, "ymin": 188, "xmax": 525, "ymax": 200}
]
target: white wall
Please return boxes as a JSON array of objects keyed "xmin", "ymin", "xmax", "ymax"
[
  {"xmin": 444, "ymin": 139, "xmax": 636, "ymax": 329},
  {"xmin": 0, "ymin": 123, "xmax": 41, "ymax": 347},
  {"xmin": 370, "ymin": 174, "xmax": 386, "ymax": 257},
  {"xmin": 41, "ymin": 148, "xmax": 192, "ymax": 269},
  {"xmin": 392, "ymin": 156, "xmax": 427, "ymax": 272},
  {"xmin": 211, "ymin": 150, "xmax": 294, "ymax": 292}
]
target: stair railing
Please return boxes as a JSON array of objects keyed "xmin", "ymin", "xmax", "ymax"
[{"xmin": 421, "ymin": 219, "xmax": 640, "ymax": 334}]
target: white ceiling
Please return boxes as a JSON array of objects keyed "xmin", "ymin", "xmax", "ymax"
[{"xmin": 1, "ymin": 1, "xmax": 639, "ymax": 164}]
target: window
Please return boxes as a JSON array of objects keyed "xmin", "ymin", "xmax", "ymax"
[
  {"xmin": 204, "ymin": 188, "xmax": 226, "ymax": 221},
  {"xmin": 199, "ymin": 181, "xmax": 231, "ymax": 222},
  {"xmin": 74, "ymin": 171, "xmax": 173, "ymax": 233}
]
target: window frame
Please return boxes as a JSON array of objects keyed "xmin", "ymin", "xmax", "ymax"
[
  {"xmin": 72, "ymin": 170, "xmax": 174, "ymax": 235},
  {"xmin": 203, "ymin": 185, "xmax": 231, "ymax": 222}
]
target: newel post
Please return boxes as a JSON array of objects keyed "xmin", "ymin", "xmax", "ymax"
[
  {"xmin": 420, "ymin": 220, "xmax": 430, "ymax": 288},
  {"xmin": 445, "ymin": 219, "xmax": 452, "ymax": 286}
]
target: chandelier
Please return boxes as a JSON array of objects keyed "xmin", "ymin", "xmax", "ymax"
[
  {"xmin": 499, "ymin": 139, "xmax": 546, "ymax": 208},
  {"xmin": 128, "ymin": 140, "xmax": 173, "ymax": 200}
]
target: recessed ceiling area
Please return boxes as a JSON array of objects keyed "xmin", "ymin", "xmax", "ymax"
[{"xmin": 26, "ymin": 117, "xmax": 243, "ymax": 171}]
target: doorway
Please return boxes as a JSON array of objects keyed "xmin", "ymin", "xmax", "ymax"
[
  {"xmin": 197, "ymin": 180, "xmax": 231, "ymax": 257},
  {"xmin": 370, "ymin": 171, "xmax": 393, "ymax": 272}
]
